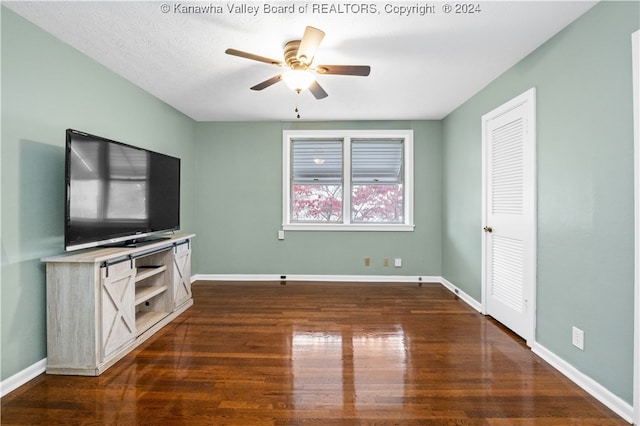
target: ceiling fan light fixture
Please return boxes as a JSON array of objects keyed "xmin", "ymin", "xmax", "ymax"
[{"xmin": 282, "ymin": 69, "xmax": 315, "ymax": 93}]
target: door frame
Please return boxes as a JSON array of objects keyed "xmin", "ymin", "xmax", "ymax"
[
  {"xmin": 632, "ymin": 29, "xmax": 639, "ymax": 426},
  {"xmin": 481, "ymin": 87, "xmax": 537, "ymax": 346}
]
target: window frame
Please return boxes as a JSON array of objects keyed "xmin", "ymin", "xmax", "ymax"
[{"xmin": 283, "ymin": 129, "xmax": 414, "ymax": 231}]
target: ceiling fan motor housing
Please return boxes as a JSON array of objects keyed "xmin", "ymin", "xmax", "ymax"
[{"xmin": 284, "ymin": 40, "xmax": 307, "ymax": 70}]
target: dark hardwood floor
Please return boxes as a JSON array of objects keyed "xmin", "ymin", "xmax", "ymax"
[{"xmin": 1, "ymin": 281, "xmax": 628, "ymax": 425}]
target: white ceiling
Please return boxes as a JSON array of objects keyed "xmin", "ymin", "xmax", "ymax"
[{"xmin": 5, "ymin": 1, "xmax": 596, "ymax": 121}]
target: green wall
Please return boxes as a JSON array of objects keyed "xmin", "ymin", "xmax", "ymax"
[
  {"xmin": 194, "ymin": 120, "xmax": 442, "ymax": 277},
  {"xmin": 1, "ymin": 8, "xmax": 197, "ymax": 380},
  {"xmin": 442, "ymin": 1, "xmax": 639, "ymax": 404}
]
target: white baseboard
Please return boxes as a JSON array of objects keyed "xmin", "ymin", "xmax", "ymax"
[
  {"xmin": 439, "ymin": 277, "xmax": 483, "ymax": 312},
  {"xmin": 532, "ymin": 343, "xmax": 634, "ymax": 423},
  {"xmin": 193, "ymin": 274, "xmax": 286, "ymax": 282},
  {"xmin": 1, "ymin": 358, "xmax": 46, "ymax": 398},
  {"xmin": 193, "ymin": 273, "xmax": 441, "ymax": 284}
]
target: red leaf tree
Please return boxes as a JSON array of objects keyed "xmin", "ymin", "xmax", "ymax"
[
  {"xmin": 292, "ymin": 185, "xmax": 343, "ymax": 222},
  {"xmin": 292, "ymin": 184, "xmax": 403, "ymax": 223}
]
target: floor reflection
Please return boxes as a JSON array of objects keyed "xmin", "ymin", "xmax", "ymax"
[
  {"xmin": 2, "ymin": 283, "xmax": 626, "ymax": 424},
  {"xmin": 291, "ymin": 326, "xmax": 407, "ymax": 413}
]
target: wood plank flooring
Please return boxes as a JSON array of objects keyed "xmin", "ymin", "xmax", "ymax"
[{"xmin": 1, "ymin": 281, "xmax": 628, "ymax": 425}]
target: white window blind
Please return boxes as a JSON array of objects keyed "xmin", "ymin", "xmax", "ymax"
[
  {"xmin": 291, "ymin": 140, "xmax": 343, "ymax": 183},
  {"xmin": 351, "ymin": 140, "xmax": 403, "ymax": 184}
]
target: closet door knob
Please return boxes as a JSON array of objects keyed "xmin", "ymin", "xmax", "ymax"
[{"xmin": 483, "ymin": 226, "xmax": 493, "ymax": 233}]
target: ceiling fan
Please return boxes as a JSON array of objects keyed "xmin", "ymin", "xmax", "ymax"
[{"xmin": 225, "ymin": 26, "xmax": 371, "ymax": 99}]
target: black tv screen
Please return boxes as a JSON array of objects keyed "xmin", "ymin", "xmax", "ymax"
[{"xmin": 65, "ymin": 129, "xmax": 180, "ymax": 251}]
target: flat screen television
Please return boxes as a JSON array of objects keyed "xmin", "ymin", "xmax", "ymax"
[{"xmin": 65, "ymin": 129, "xmax": 180, "ymax": 251}]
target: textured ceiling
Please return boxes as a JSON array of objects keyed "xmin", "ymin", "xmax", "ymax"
[{"xmin": 5, "ymin": 1, "xmax": 597, "ymax": 121}]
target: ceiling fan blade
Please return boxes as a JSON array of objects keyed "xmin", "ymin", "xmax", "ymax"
[
  {"xmin": 225, "ymin": 48, "xmax": 283, "ymax": 66},
  {"xmin": 250, "ymin": 75, "xmax": 282, "ymax": 91},
  {"xmin": 308, "ymin": 80, "xmax": 328, "ymax": 99},
  {"xmin": 296, "ymin": 26, "xmax": 325, "ymax": 64},
  {"xmin": 316, "ymin": 65, "xmax": 371, "ymax": 76}
]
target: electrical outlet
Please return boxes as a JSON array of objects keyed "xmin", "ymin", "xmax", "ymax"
[
  {"xmin": 364, "ymin": 257, "xmax": 371, "ymax": 267},
  {"xmin": 394, "ymin": 258, "xmax": 402, "ymax": 267},
  {"xmin": 278, "ymin": 230, "xmax": 285, "ymax": 240},
  {"xmin": 572, "ymin": 326, "xmax": 584, "ymax": 350},
  {"xmin": 383, "ymin": 258, "xmax": 389, "ymax": 267}
]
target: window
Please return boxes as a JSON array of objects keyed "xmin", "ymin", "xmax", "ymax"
[{"xmin": 283, "ymin": 130, "xmax": 414, "ymax": 231}]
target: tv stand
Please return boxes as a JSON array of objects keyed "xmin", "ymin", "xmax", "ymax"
[{"xmin": 42, "ymin": 233, "xmax": 194, "ymax": 376}]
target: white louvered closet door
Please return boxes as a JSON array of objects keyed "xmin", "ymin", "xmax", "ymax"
[{"xmin": 483, "ymin": 89, "xmax": 536, "ymax": 344}]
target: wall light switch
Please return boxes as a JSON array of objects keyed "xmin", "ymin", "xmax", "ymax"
[{"xmin": 278, "ymin": 230, "xmax": 285, "ymax": 240}]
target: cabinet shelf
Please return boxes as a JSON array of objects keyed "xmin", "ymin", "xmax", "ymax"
[
  {"xmin": 135, "ymin": 265, "xmax": 167, "ymax": 282},
  {"xmin": 135, "ymin": 284, "xmax": 168, "ymax": 306},
  {"xmin": 136, "ymin": 311, "xmax": 167, "ymax": 336}
]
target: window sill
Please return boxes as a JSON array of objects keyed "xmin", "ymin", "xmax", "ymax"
[{"xmin": 282, "ymin": 224, "xmax": 415, "ymax": 232}]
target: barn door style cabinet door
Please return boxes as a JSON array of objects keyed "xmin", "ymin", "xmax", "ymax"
[
  {"xmin": 100, "ymin": 260, "xmax": 136, "ymax": 362},
  {"xmin": 172, "ymin": 240, "xmax": 192, "ymax": 309},
  {"xmin": 43, "ymin": 234, "xmax": 194, "ymax": 376}
]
